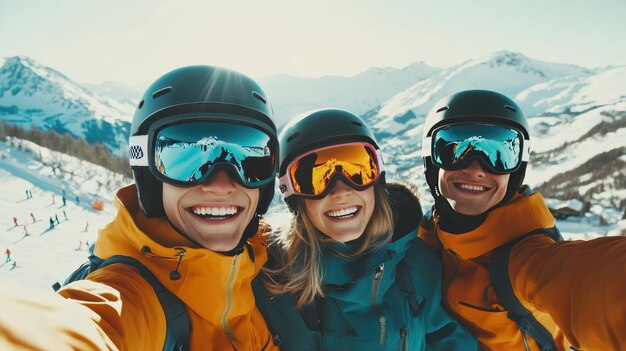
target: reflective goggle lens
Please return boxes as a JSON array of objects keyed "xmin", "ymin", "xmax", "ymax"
[
  {"xmin": 288, "ymin": 143, "xmax": 380, "ymax": 196},
  {"xmin": 154, "ymin": 121, "xmax": 275, "ymax": 186},
  {"xmin": 431, "ymin": 124, "xmax": 523, "ymax": 174}
]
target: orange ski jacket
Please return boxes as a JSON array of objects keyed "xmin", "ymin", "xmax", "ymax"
[
  {"xmin": 419, "ymin": 190, "xmax": 626, "ymax": 351},
  {"xmin": 0, "ymin": 184, "xmax": 278, "ymax": 351}
]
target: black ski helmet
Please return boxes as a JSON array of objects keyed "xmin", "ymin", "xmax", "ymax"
[
  {"xmin": 278, "ymin": 108, "xmax": 384, "ymax": 212},
  {"xmin": 130, "ymin": 65, "xmax": 278, "ymax": 218},
  {"xmin": 422, "ymin": 89, "xmax": 530, "ymax": 205}
]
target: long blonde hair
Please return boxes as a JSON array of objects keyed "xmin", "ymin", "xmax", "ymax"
[{"xmin": 265, "ymin": 182, "xmax": 394, "ymax": 307}]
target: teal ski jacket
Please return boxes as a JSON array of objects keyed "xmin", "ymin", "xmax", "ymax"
[{"xmin": 255, "ymin": 182, "xmax": 478, "ymax": 350}]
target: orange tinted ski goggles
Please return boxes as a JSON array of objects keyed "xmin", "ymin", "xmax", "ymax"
[{"xmin": 278, "ymin": 142, "xmax": 384, "ymax": 198}]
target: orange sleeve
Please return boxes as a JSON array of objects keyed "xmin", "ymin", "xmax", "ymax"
[
  {"xmin": 59, "ymin": 264, "xmax": 167, "ymax": 351},
  {"xmin": 0, "ymin": 264, "xmax": 167, "ymax": 351},
  {"xmin": 0, "ymin": 282, "xmax": 116, "ymax": 351},
  {"xmin": 510, "ymin": 235, "xmax": 626, "ymax": 351}
]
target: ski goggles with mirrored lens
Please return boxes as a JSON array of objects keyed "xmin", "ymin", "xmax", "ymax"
[
  {"xmin": 423, "ymin": 123, "xmax": 530, "ymax": 174},
  {"xmin": 278, "ymin": 142, "xmax": 384, "ymax": 198},
  {"xmin": 129, "ymin": 120, "xmax": 277, "ymax": 188}
]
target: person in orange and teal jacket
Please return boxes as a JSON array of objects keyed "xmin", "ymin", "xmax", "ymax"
[
  {"xmin": 0, "ymin": 65, "xmax": 280, "ymax": 351},
  {"xmin": 418, "ymin": 89, "xmax": 626, "ymax": 351}
]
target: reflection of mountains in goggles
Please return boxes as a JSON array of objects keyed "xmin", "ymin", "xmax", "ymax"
[
  {"xmin": 279, "ymin": 142, "xmax": 384, "ymax": 198},
  {"xmin": 129, "ymin": 121, "xmax": 276, "ymax": 187},
  {"xmin": 423, "ymin": 123, "xmax": 530, "ymax": 174}
]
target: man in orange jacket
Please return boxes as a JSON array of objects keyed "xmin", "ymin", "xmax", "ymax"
[
  {"xmin": 0, "ymin": 66, "xmax": 280, "ymax": 351},
  {"xmin": 418, "ymin": 89, "xmax": 626, "ymax": 351}
]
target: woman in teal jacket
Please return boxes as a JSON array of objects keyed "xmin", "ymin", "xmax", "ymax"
[{"xmin": 254, "ymin": 108, "xmax": 477, "ymax": 350}]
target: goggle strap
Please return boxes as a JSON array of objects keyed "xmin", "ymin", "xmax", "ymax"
[
  {"xmin": 129, "ymin": 135, "xmax": 149, "ymax": 167},
  {"xmin": 278, "ymin": 174, "xmax": 294, "ymax": 198},
  {"xmin": 422, "ymin": 137, "xmax": 432, "ymax": 157},
  {"xmin": 522, "ymin": 139, "xmax": 531, "ymax": 162},
  {"xmin": 376, "ymin": 148, "xmax": 386, "ymax": 172}
]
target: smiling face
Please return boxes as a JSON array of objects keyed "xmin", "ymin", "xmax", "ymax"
[
  {"xmin": 439, "ymin": 160, "xmax": 510, "ymax": 215},
  {"xmin": 162, "ymin": 170, "xmax": 259, "ymax": 251},
  {"xmin": 303, "ymin": 180, "xmax": 375, "ymax": 243}
]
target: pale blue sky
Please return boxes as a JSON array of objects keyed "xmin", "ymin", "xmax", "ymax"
[{"xmin": 1, "ymin": 0, "xmax": 624, "ymax": 86}]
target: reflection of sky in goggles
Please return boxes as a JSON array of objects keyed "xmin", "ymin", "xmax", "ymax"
[
  {"xmin": 423, "ymin": 123, "xmax": 530, "ymax": 174},
  {"xmin": 278, "ymin": 142, "xmax": 384, "ymax": 198},
  {"xmin": 129, "ymin": 121, "xmax": 276, "ymax": 187}
]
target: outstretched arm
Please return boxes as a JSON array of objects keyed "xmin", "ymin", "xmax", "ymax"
[
  {"xmin": 0, "ymin": 282, "xmax": 117, "ymax": 351},
  {"xmin": 510, "ymin": 235, "xmax": 626, "ymax": 351},
  {"xmin": 0, "ymin": 264, "xmax": 165, "ymax": 351}
]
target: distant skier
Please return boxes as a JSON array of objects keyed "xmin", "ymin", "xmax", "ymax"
[
  {"xmin": 55, "ymin": 214, "xmax": 60, "ymax": 225},
  {"xmin": 77, "ymin": 241, "xmax": 82, "ymax": 251},
  {"xmin": 12, "ymin": 217, "xmax": 18, "ymax": 227},
  {"xmin": 52, "ymin": 194, "xmax": 55, "ymax": 204},
  {"xmin": 23, "ymin": 225, "xmax": 29, "ymax": 236},
  {"xmin": 75, "ymin": 195, "xmax": 80, "ymax": 205},
  {"xmin": 49, "ymin": 217, "xmax": 55, "ymax": 229},
  {"xmin": 63, "ymin": 210, "xmax": 67, "ymax": 221},
  {"xmin": 4, "ymin": 248, "xmax": 10, "ymax": 263},
  {"xmin": 30, "ymin": 213, "xmax": 36, "ymax": 223},
  {"xmin": 25, "ymin": 189, "xmax": 30, "ymax": 199},
  {"xmin": 84, "ymin": 221, "xmax": 89, "ymax": 232},
  {"xmin": 62, "ymin": 196, "xmax": 67, "ymax": 207}
]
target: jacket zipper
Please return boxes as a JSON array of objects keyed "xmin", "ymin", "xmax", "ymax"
[
  {"xmin": 399, "ymin": 326, "xmax": 408, "ymax": 351},
  {"xmin": 371, "ymin": 263, "xmax": 386, "ymax": 345},
  {"xmin": 221, "ymin": 253, "xmax": 241, "ymax": 340}
]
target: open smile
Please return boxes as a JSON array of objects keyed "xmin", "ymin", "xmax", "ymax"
[
  {"xmin": 453, "ymin": 182, "xmax": 492, "ymax": 193},
  {"xmin": 324, "ymin": 206, "xmax": 361, "ymax": 220},
  {"xmin": 188, "ymin": 205, "xmax": 243, "ymax": 221}
]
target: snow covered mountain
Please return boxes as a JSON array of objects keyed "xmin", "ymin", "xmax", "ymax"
[
  {"xmin": 258, "ymin": 61, "xmax": 440, "ymax": 126},
  {"xmin": 0, "ymin": 56, "xmax": 134, "ymax": 155},
  {"xmin": 364, "ymin": 52, "xmax": 625, "ymax": 216}
]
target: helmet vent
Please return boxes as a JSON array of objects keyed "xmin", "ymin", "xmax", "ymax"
[
  {"xmin": 436, "ymin": 106, "xmax": 449, "ymax": 113},
  {"xmin": 152, "ymin": 86, "xmax": 172, "ymax": 99},
  {"xmin": 252, "ymin": 91, "xmax": 267, "ymax": 104},
  {"xmin": 504, "ymin": 105, "xmax": 517, "ymax": 112},
  {"xmin": 287, "ymin": 132, "xmax": 300, "ymax": 142},
  {"xmin": 350, "ymin": 121, "xmax": 363, "ymax": 127},
  {"xmin": 137, "ymin": 100, "xmax": 144, "ymax": 109}
]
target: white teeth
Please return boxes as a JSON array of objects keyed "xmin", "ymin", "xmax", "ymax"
[
  {"xmin": 458, "ymin": 184, "xmax": 486, "ymax": 191},
  {"xmin": 326, "ymin": 206, "xmax": 358, "ymax": 218},
  {"xmin": 192, "ymin": 206, "xmax": 238, "ymax": 217}
]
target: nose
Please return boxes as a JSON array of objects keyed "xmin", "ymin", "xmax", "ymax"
[
  {"xmin": 329, "ymin": 179, "xmax": 353, "ymax": 198},
  {"xmin": 461, "ymin": 160, "xmax": 486, "ymax": 178},
  {"xmin": 200, "ymin": 170, "xmax": 235, "ymax": 195}
]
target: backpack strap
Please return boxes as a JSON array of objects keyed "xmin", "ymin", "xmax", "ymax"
[
  {"xmin": 97, "ymin": 256, "xmax": 190, "ymax": 351},
  {"xmin": 490, "ymin": 227, "xmax": 562, "ymax": 351},
  {"xmin": 395, "ymin": 259, "xmax": 425, "ymax": 317}
]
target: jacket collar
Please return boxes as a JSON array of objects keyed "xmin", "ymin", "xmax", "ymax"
[
  {"xmin": 94, "ymin": 184, "xmax": 269, "ymax": 326},
  {"xmin": 434, "ymin": 191, "xmax": 555, "ymax": 259}
]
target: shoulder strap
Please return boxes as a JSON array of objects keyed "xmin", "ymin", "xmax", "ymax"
[
  {"xmin": 490, "ymin": 227, "xmax": 562, "ymax": 351},
  {"xmin": 53, "ymin": 246, "xmax": 190, "ymax": 351},
  {"xmin": 395, "ymin": 260, "xmax": 425, "ymax": 317},
  {"xmin": 98, "ymin": 256, "xmax": 190, "ymax": 351}
]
